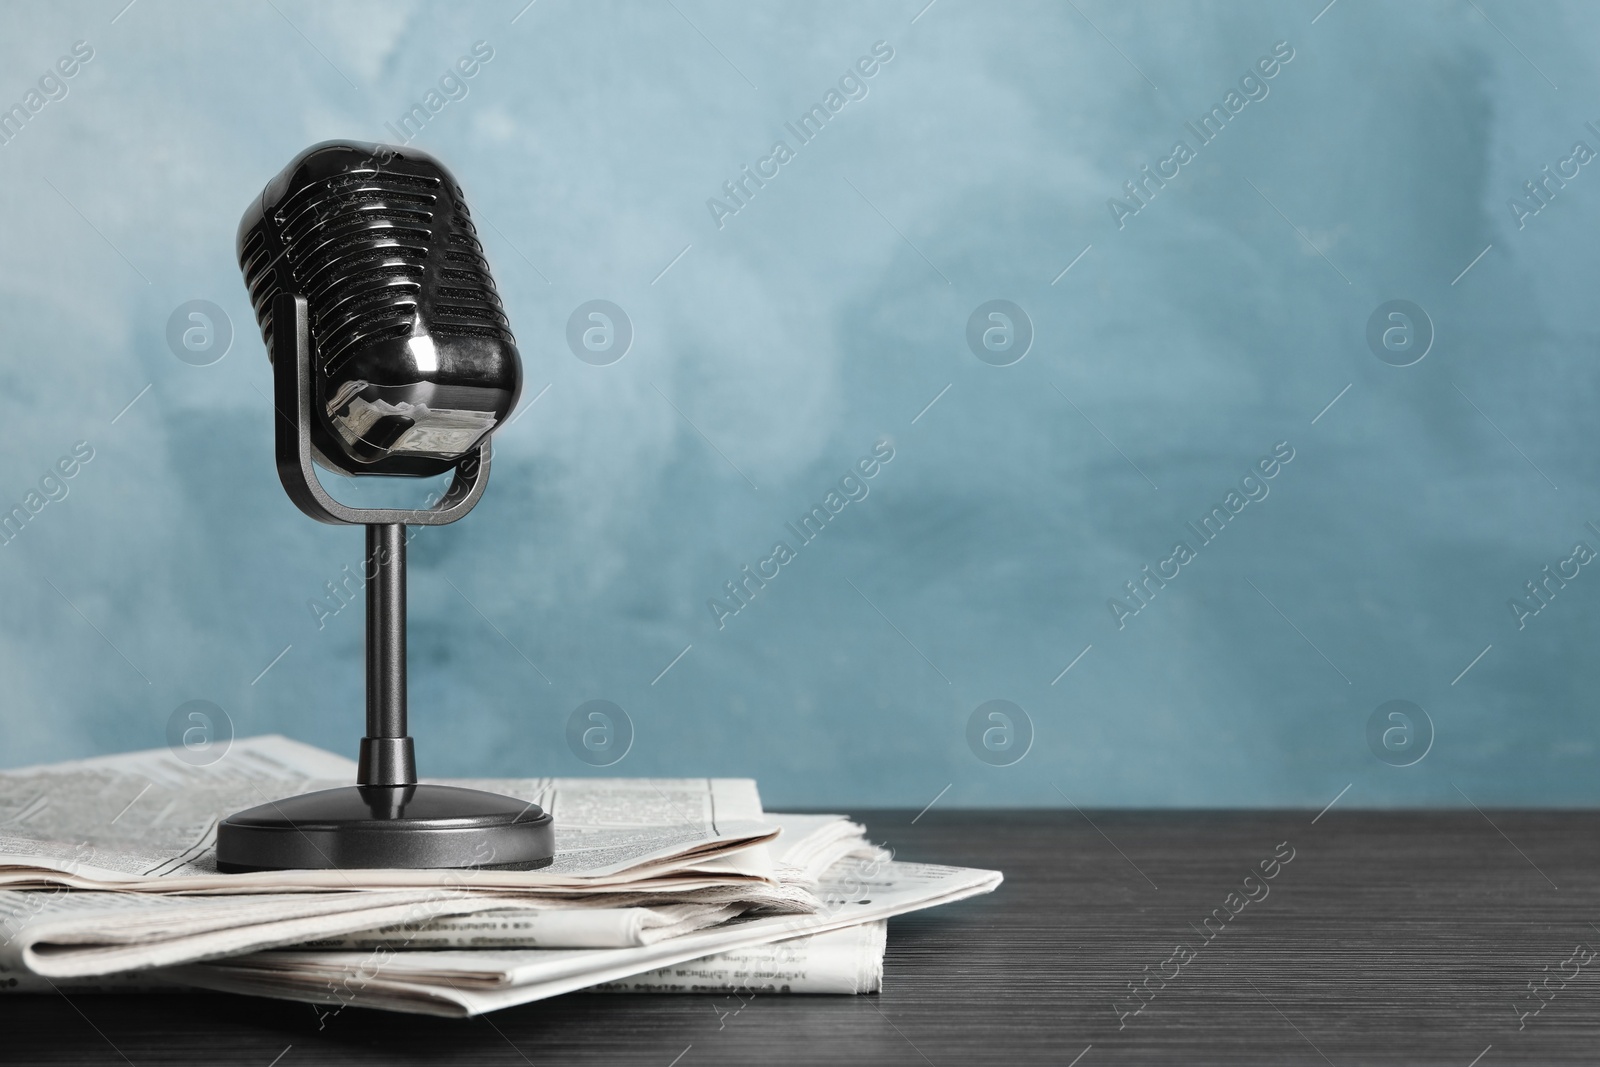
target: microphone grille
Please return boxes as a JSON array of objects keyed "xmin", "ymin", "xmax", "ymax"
[{"xmin": 238, "ymin": 143, "xmax": 514, "ymax": 374}]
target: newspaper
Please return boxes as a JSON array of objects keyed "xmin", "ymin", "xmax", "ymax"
[
  {"xmin": 0, "ymin": 815, "xmax": 886, "ymax": 987},
  {"xmin": 289, "ymin": 815, "xmax": 881, "ymax": 952},
  {"xmin": 589, "ymin": 921, "xmax": 887, "ymax": 995},
  {"xmin": 0, "ymin": 886, "xmax": 782, "ymax": 979},
  {"xmin": 0, "ymin": 816, "xmax": 881, "ymax": 982},
  {"xmin": 289, "ymin": 901, "xmax": 746, "ymax": 952},
  {"xmin": 0, "ymin": 871, "xmax": 844, "ymax": 979},
  {"xmin": 0, "ymin": 737, "xmax": 816, "ymax": 980},
  {"xmin": 0, "ymin": 736, "xmax": 779, "ymax": 894},
  {"xmin": 2, "ymin": 922, "xmax": 889, "ymax": 997},
  {"xmin": 171, "ymin": 857, "xmax": 1001, "ymax": 1016},
  {"xmin": 0, "ymin": 739, "xmax": 999, "ymax": 1013}
]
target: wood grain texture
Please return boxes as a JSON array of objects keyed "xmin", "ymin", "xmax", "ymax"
[{"xmin": 2, "ymin": 809, "xmax": 1596, "ymax": 1065}]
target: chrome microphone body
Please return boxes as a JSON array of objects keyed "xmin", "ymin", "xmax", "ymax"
[{"xmin": 237, "ymin": 140, "xmax": 521, "ymax": 477}]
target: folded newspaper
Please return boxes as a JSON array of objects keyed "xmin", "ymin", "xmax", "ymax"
[
  {"xmin": 173, "ymin": 857, "xmax": 994, "ymax": 1016},
  {"xmin": 0, "ymin": 736, "xmax": 782, "ymax": 895},
  {"xmin": 9, "ymin": 922, "xmax": 890, "ymax": 998},
  {"xmin": 0, "ymin": 737, "xmax": 1001, "ymax": 1015}
]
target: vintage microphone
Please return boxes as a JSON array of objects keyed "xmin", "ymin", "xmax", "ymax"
[{"xmin": 215, "ymin": 140, "xmax": 553, "ymax": 872}]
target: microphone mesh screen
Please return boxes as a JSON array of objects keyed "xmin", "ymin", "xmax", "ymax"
[{"xmin": 239, "ymin": 150, "xmax": 514, "ymax": 375}]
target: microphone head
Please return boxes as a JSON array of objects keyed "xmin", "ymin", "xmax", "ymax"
[{"xmin": 238, "ymin": 140, "xmax": 521, "ymax": 477}]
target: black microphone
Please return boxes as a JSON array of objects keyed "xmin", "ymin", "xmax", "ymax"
[
  {"xmin": 216, "ymin": 141, "xmax": 552, "ymax": 874},
  {"xmin": 237, "ymin": 140, "xmax": 522, "ymax": 477}
]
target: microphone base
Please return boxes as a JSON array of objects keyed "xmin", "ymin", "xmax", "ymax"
[{"xmin": 215, "ymin": 784, "xmax": 554, "ymax": 873}]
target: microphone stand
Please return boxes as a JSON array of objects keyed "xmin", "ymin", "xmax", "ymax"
[
  {"xmin": 363, "ymin": 522, "xmax": 413, "ymax": 790},
  {"xmin": 215, "ymin": 294, "xmax": 553, "ymax": 872}
]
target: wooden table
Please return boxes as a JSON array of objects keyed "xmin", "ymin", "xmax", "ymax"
[{"xmin": 5, "ymin": 809, "xmax": 1597, "ymax": 1065}]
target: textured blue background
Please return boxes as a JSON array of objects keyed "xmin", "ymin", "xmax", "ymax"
[{"xmin": 0, "ymin": 0, "xmax": 1592, "ymax": 808}]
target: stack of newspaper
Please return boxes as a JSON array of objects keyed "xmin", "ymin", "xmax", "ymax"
[{"xmin": 0, "ymin": 736, "xmax": 1000, "ymax": 1016}]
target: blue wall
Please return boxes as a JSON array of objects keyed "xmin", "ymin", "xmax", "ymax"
[{"xmin": 0, "ymin": 0, "xmax": 1593, "ymax": 808}]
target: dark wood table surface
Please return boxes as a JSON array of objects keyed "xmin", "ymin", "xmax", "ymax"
[{"xmin": 4, "ymin": 808, "xmax": 1597, "ymax": 1065}]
